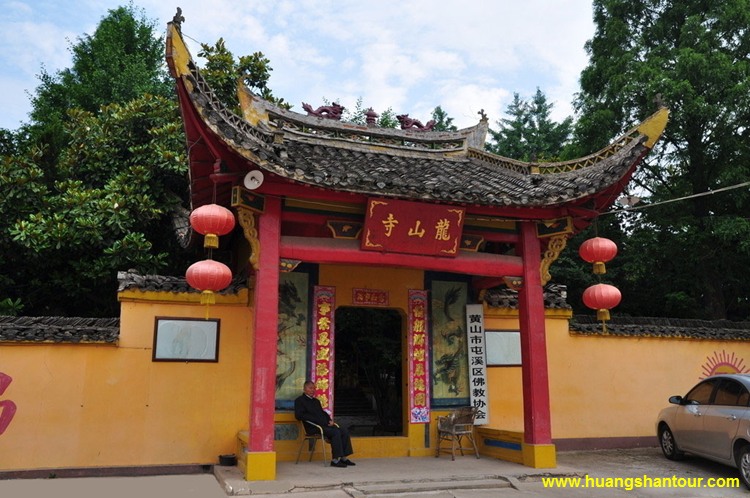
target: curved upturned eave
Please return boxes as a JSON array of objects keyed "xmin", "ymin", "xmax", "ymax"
[{"xmin": 166, "ymin": 22, "xmax": 669, "ymax": 214}]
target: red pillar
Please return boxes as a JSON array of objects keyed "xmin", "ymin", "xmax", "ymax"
[
  {"xmin": 517, "ymin": 221, "xmax": 552, "ymax": 444},
  {"xmin": 248, "ymin": 196, "xmax": 281, "ymax": 452}
]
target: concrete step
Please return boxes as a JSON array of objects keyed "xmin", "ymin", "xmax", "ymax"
[{"xmin": 347, "ymin": 477, "xmax": 512, "ymax": 495}]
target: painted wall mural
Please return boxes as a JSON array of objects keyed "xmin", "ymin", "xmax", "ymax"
[
  {"xmin": 701, "ymin": 350, "xmax": 750, "ymax": 379},
  {"xmin": 430, "ymin": 280, "xmax": 469, "ymax": 404},
  {"xmin": 276, "ymin": 272, "xmax": 310, "ymax": 404},
  {"xmin": 0, "ymin": 372, "xmax": 17, "ymax": 435}
]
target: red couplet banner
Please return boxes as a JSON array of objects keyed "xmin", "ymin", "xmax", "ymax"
[
  {"xmin": 408, "ymin": 289, "xmax": 430, "ymax": 423},
  {"xmin": 311, "ymin": 286, "xmax": 335, "ymax": 415}
]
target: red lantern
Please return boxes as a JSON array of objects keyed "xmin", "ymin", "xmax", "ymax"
[
  {"xmin": 190, "ymin": 204, "xmax": 236, "ymax": 249},
  {"xmin": 186, "ymin": 259, "xmax": 232, "ymax": 305},
  {"xmin": 582, "ymin": 283, "xmax": 622, "ymax": 321},
  {"xmin": 579, "ymin": 237, "xmax": 618, "ymax": 275}
]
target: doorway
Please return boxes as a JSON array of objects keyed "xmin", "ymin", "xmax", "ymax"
[{"xmin": 334, "ymin": 307, "xmax": 403, "ymax": 437}]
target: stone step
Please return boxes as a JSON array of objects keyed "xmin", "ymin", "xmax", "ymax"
[{"xmin": 346, "ymin": 477, "xmax": 512, "ymax": 496}]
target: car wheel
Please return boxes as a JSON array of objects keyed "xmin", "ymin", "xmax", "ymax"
[
  {"xmin": 736, "ymin": 445, "xmax": 750, "ymax": 490},
  {"xmin": 659, "ymin": 425, "xmax": 684, "ymax": 460}
]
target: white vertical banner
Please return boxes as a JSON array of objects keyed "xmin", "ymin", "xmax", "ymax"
[{"xmin": 465, "ymin": 304, "xmax": 488, "ymax": 424}]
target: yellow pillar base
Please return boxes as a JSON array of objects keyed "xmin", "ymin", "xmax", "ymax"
[
  {"xmin": 243, "ymin": 451, "xmax": 277, "ymax": 481},
  {"xmin": 522, "ymin": 443, "xmax": 556, "ymax": 468}
]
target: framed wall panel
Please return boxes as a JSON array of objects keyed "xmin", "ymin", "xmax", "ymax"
[
  {"xmin": 153, "ymin": 317, "xmax": 219, "ymax": 362},
  {"xmin": 486, "ymin": 330, "xmax": 521, "ymax": 366}
]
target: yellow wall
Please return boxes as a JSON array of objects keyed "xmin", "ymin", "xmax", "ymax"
[
  {"xmin": 5, "ymin": 275, "xmax": 750, "ymax": 473},
  {"xmin": 483, "ymin": 310, "xmax": 528, "ymax": 433},
  {"xmin": 0, "ymin": 297, "xmax": 252, "ymax": 471},
  {"xmin": 483, "ymin": 308, "xmax": 750, "ymax": 444},
  {"xmin": 318, "ymin": 263, "xmax": 423, "ymax": 309},
  {"xmin": 546, "ymin": 327, "xmax": 750, "ymax": 440}
]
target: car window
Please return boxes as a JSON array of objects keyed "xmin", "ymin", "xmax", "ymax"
[
  {"xmin": 714, "ymin": 379, "xmax": 750, "ymax": 407},
  {"xmin": 685, "ymin": 379, "xmax": 718, "ymax": 405}
]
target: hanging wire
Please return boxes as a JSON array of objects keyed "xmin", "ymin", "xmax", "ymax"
[{"xmin": 602, "ymin": 180, "xmax": 750, "ymax": 216}]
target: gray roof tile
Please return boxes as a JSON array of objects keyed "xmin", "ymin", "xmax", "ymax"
[
  {"xmin": 0, "ymin": 316, "xmax": 119, "ymax": 343},
  {"xmin": 570, "ymin": 316, "xmax": 750, "ymax": 340}
]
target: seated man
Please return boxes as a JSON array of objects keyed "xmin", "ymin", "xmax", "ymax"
[{"xmin": 294, "ymin": 380, "xmax": 355, "ymax": 468}]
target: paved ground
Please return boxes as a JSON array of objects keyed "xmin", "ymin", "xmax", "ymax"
[{"xmin": 0, "ymin": 447, "xmax": 746, "ymax": 497}]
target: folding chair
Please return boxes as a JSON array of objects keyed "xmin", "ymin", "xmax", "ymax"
[
  {"xmin": 435, "ymin": 406, "xmax": 480, "ymax": 460},
  {"xmin": 295, "ymin": 420, "xmax": 328, "ymax": 465}
]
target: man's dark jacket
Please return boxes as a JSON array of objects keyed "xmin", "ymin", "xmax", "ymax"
[{"xmin": 294, "ymin": 394, "xmax": 330, "ymax": 433}]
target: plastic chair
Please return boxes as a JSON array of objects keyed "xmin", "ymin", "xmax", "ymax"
[
  {"xmin": 435, "ymin": 406, "xmax": 480, "ymax": 460},
  {"xmin": 295, "ymin": 420, "xmax": 328, "ymax": 465}
]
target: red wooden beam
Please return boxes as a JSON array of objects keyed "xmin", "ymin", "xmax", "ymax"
[
  {"xmin": 259, "ymin": 180, "xmax": 367, "ymax": 204},
  {"xmin": 463, "ymin": 231, "xmax": 518, "ymax": 244},
  {"xmin": 280, "ymin": 210, "xmax": 360, "ymax": 227},
  {"xmin": 464, "ymin": 204, "xmax": 567, "ymax": 220},
  {"xmin": 472, "ymin": 276, "xmax": 506, "ymax": 290},
  {"xmin": 279, "ymin": 236, "xmax": 523, "ymax": 277}
]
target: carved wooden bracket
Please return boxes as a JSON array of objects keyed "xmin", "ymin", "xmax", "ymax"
[
  {"xmin": 237, "ymin": 208, "xmax": 260, "ymax": 271},
  {"xmin": 540, "ymin": 234, "xmax": 568, "ymax": 285}
]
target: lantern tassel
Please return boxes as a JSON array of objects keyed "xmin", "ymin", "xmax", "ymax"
[
  {"xmin": 201, "ymin": 290, "xmax": 216, "ymax": 319},
  {"xmin": 203, "ymin": 233, "xmax": 219, "ymax": 249},
  {"xmin": 200, "ymin": 290, "xmax": 216, "ymax": 305},
  {"xmin": 593, "ymin": 262, "xmax": 606, "ymax": 274},
  {"xmin": 597, "ymin": 309, "xmax": 610, "ymax": 334}
]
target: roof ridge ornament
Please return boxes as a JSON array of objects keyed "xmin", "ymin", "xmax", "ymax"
[
  {"xmin": 365, "ymin": 108, "xmax": 379, "ymax": 126},
  {"xmin": 171, "ymin": 7, "xmax": 185, "ymax": 31},
  {"xmin": 397, "ymin": 114, "xmax": 436, "ymax": 131},
  {"xmin": 301, "ymin": 102, "xmax": 344, "ymax": 120}
]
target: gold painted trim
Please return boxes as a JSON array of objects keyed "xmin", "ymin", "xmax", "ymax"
[
  {"xmin": 537, "ymin": 217, "xmax": 573, "ymax": 238},
  {"xmin": 540, "ymin": 234, "xmax": 568, "ymax": 285},
  {"xmin": 637, "ymin": 107, "xmax": 669, "ymax": 148},
  {"xmin": 363, "ymin": 228, "xmax": 383, "ymax": 248},
  {"xmin": 167, "ymin": 24, "xmax": 191, "ymax": 79},
  {"xmin": 237, "ymin": 208, "xmax": 261, "ymax": 270},
  {"xmin": 326, "ymin": 220, "xmax": 363, "ymax": 239}
]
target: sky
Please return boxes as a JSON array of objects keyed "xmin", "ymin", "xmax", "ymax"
[{"xmin": 0, "ymin": 0, "xmax": 595, "ymax": 131}]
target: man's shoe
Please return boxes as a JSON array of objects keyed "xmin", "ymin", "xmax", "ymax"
[
  {"xmin": 330, "ymin": 460, "xmax": 347, "ymax": 468},
  {"xmin": 343, "ymin": 459, "xmax": 356, "ymax": 466}
]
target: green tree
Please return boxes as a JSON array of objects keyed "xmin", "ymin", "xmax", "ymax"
[
  {"xmin": 0, "ymin": 129, "xmax": 19, "ymax": 156},
  {"xmin": 486, "ymin": 89, "xmax": 572, "ymax": 161},
  {"xmin": 4, "ymin": 96, "xmax": 190, "ymax": 316},
  {"xmin": 0, "ymin": 5, "xmax": 283, "ymax": 317},
  {"xmin": 37, "ymin": 5, "xmax": 170, "ymax": 115},
  {"xmin": 27, "ymin": 5, "xmax": 171, "ymax": 165},
  {"xmin": 430, "ymin": 106, "xmax": 457, "ymax": 132},
  {"xmin": 198, "ymin": 39, "xmax": 289, "ymax": 112},
  {"xmin": 574, "ymin": 0, "xmax": 750, "ymax": 320},
  {"xmin": 0, "ymin": 143, "xmax": 48, "ymax": 315},
  {"xmin": 337, "ymin": 97, "xmax": 398, "ymax": 128}
]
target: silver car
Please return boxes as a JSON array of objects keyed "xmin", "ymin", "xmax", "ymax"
[{"xmin": 656, "ymin": 373, "xmax": 750, "ymax": 488}]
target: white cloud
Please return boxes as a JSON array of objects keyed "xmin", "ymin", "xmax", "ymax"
[{"xmin": 0, "ymin": 0, "xmax": 594, "ymax": 130}]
